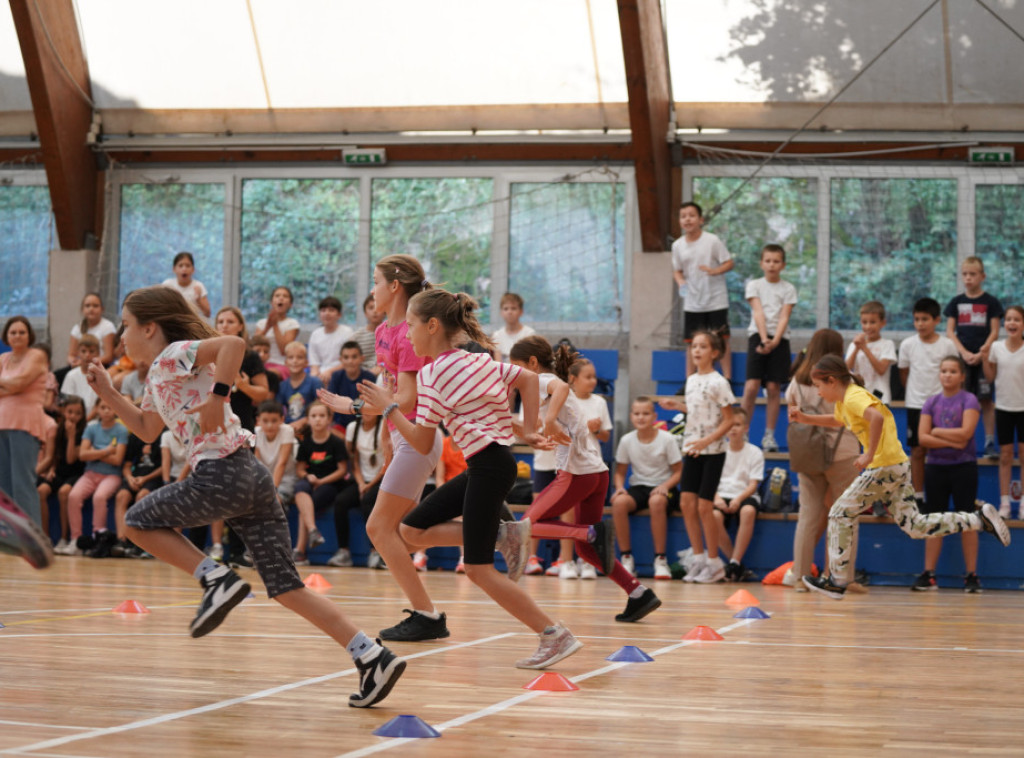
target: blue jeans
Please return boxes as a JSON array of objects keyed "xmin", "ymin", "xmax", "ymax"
[{"xmin": 0, "ymin": 429, "xmax": 42, "ymax": 525}]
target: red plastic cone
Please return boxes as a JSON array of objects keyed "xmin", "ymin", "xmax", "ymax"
[
  {"xmin": 112, "ymin": 599, "xmax": 149, "ymax": 614},
  {"xmin": 725, "ymin": 589, "xmax": 760, "ymax": 606},
  {"xmin": 523, "ymin": 672, "xmax": 579, "ymax": 691},
  {"xmin": 303, "ymin": 573, "xmax": 332, "ymax": 591},
  {"xmin": 682, "ymin": 625, "xmax": 723, "ymax": 641}
]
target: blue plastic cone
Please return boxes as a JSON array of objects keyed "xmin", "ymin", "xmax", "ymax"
[
  {"xmin": 606, "ymin": 645, "xmax": 655, "ymax": 662},
  {"xmin": 733, "ymin": 606, "xmax": 770, "ymax": 619},
  {"xmin": 246, "ymin": 591, "xmax": 255, "ymax": 599},
  {"xmin": 372, "ymin": 714, "xmax": 441, "ymax": 738}
]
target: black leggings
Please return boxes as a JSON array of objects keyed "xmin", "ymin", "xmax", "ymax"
[
  {"xmin": 402, "ymin": 442, "xmax": 516, "ymax": 565},
  {"xmin": 333, "ymin": 481, "xmax": 379, "ymax": 549}
]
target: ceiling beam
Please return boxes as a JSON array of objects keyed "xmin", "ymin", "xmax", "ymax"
[
  {"xmin": 10, "ymin": 0, "xmax": 97, "ymax": 249},
  {"xmin": 617, "ymin": 0, "xmax": 672, "ymax": 252}
]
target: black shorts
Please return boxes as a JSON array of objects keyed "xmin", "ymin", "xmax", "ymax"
[
  {"xmin": 683, "ymin": 309, "xmax": 731, "ymax": 342},
  {"xmin": 905, "ymin": 408, "xmax": 921, "ymax": 449},
  {"xmin": 996, "ymin": 409, "xmax": 1024, "ymax": 447},
  {"xmin": 679, "ymin": 452, "xmax": 727, "ymax": 502},
  {"xmin": 964, "ymin": 362, "xmax": 993, "ymax": 400},
  {"xmin": 714, "ymin": 495, "xmax": 760, "ymax": 528},
  {"xmin": 922, "ymin": 462, "xmax": 977, "ymax": 513},
  {"xmin": 118, "ymin": 478, "xmax": 164, "ymax": 497},
  {"xmin": 620, "ymin": 484, "xmax": 679, "ymax": 513},
  {"xmin": 745, "ymin": 334, "xmax": 791, "ymax": 385},
  {"xmin": 37, "ymin": 472, "xmax": 81, "ymax": 491}
]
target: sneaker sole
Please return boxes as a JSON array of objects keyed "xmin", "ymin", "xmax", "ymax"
[
  {"xmin": 348, "ymin": 657, "xmax": 407, "ymax": 708},
  {"xmin": 615, "ymin": 594, "xmax": 662, "ymax": 623},
  {"xmin": 979, "ymin": 502, "xmax": 1011, "ymax": 547},
  {"xmin": 0, "ymin": 490, "xmax": 55, "ymax": 569},
  {"xmin": 802, "ymin": 575, "xmax": 845, "ymax": 600},
  {"xmin": 911, "ymin": 585, "xmax": 938, "ymax": 591},
  {"xmin": 515, "ymin": 638, "xmax": 584, "ymax": 670},
  {"xmin": 189, "ymin": 579, "xmax": 251, "ymax": 638},
  {"xmin": 595, "ymin": 520, "xmax": 616, "ymax": 576}
]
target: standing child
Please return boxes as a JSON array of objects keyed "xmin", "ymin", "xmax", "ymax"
[
  {"xmin": 42, "ymin": 395, "xmax": 86, "ymax": 554},
  {"xmin": 491, "ymin": 292, "xmax": 536, "ymax": 362},
  {"xmin": 308, "ymin": 296, "xmax": 354, "ymax": 383},
  {"xmin": 610, "ymin": 396, "xmax": 683, "ymax": 581},
  {"xmin": 898, "ymin": 298, "xmax": 958, "ymax": 504},
  {"xmin": 291, "ymin": 401, "xmax": 348, "ymax": 565},
  {"xmin": 845, "ymin": 301, "xmax": 897, "ymax": 403},
  {"xmin": 358, "ymin": 289, "xmax": 584, "ymax": 668},
  {"xmin": 916, "ymin": 356, "xmax": 984, "ymax": 592},
  {"xmin": 276, "ymin": 342, "xmax": 323, "ymax": 437},
  {"xmin": 712, "ymin": 409, "xmax": 764, "ymax": 582},
  {"xmin": 982, "ymin": 305, "xmax": 1024, "ymax": 518},
  {"xmin": 326, "ymin": 341, "xmax": 376, "ymax": 432},
  {"xmin": 353, "ymin": 294, "xmax": 383, "ymax": 374},
  {"xmin": 84, "ymin": 286, "xmax": 405, "ymax": 707},
  {"xmin": 671, "ymin": 202, "xmax": 734, "ymax": 379},
  {"xmin": 740, "ymin": 243, "xmax": 797, "ymax": 452},
  {"xmin": 317, "ymin": 254, "xmax": 445, "ymax": 642},
  {"xmin": 254, "ymin": 286, "xmax": 300, "ymax": 378},
  {"xmin": 162, "ymin": 252, "xmax": 211, "ymax": 318},
  {"xmin": 944, "ymin": 256, "xmax": 1003, "ymax": 458},
  {"xmin": 66, "ymin": 398, "xmax": 127, "ymax": 548},
  {"xmin": 791, "ymin": 355, "xmax": 1010, "ymax": 599},
  {"xmin": 66, "ymin": 293, "xmax": 117, "ymax": 369},
  {"xmin": 661, "ymin": 330, "xmax": 736, "ymax": 583}
]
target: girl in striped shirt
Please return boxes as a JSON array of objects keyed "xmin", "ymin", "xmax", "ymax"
[{"xmin": 358, "ymin": 289, "xmax": 583, "ymax": 670}]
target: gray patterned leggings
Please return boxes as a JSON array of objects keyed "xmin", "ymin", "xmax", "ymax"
[
  {"xmin": 126, "ymin": 447, "xmax": 304, "ymax": 598},
  {"xmin": 828, "ymin": 461, "xmax": 981, "ymax": 584}
]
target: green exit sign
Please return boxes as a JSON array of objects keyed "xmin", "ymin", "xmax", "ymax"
[
  {"xmin": 342, "ymin": 148, "xmax": 387, "ymax": 166},
  {"xmin": 969, "ymin": 147, "xmax": 1014, "ymax": 164}
]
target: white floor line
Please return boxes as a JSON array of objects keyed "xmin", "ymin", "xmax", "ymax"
[
  {"xmin": 335, "ymin": 618, "xmax": 759, "ymax": 758},
  {"xmin": 0, "ymin": 633, "xmax": 515, "ymax": 756},
  {"xmin": 0, "ymin": 720, "xmax": 92, "ymax": 732}
]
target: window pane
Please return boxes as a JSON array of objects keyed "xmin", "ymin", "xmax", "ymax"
[
  {"xmin": 691, "ymin": 177, "xmax": 818, "ymax": 330},
  {"xmin": 0, "ymin": 186, "xmax": 52, "ymax": 320},
  {"xmin": 240, "ymin": 179, "xmax": 360, "ymax": 324},
  {"xmin": 509, "ymin": 182, "xmax": 626, "ymax": 324},
  {"xmin": 975, "ymin": 184, "xmax": 1024, "ymax": 306},
  {"xmin": 830, "ymin": 178, "xmax": 957, "ymax": 331},
  {"xmin": 119, "ymin": 183, "xmax": 225, "ymax": 308},
  {"xmin": 370, "ymin": 178, "xmax": 494, "ymax": 311}
]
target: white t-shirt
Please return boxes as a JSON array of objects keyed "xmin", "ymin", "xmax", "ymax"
[
  {"xmin": 492, "ymin": 324, "xmax": 536, "ymax": 362},
  {"xmin": 845, "ymin": 338, "xmax": 897, "ymax": 404},
  {"xmin": 346, "ymin": 419, "xmax": 384, "ymax": 482},
  {"xmin": 744, "ymin": 277, "xmax": 798, "ymax": 339},
  {"xmin": 119, "ymin": 370, "xmax": 146, "ymax": 404},
  {"xmin": 670, "ymin": 231, "xmax": 731, "ymax": 312},
  {"xmin": 70, "ymin": 317, "xmax": 117, "ymax": 344},
  {"xmin": 682, "ymin": 370, "xmax": 736, "ymax": 455},
  {"xmin": 615, "ymin": 429, "xmax": 683, "ymax": 487},
  {"xmin": 537, "ymin": 374, "xmax": 606, "ymax": 475},
  {"xmin": 897, "ymin": 334, "xmax": 957, "ymax": 409},
  {"xmin": 308, "ymin": 324, "xmax": 355, "ymax": 373},
  {"xmin": 254, "ymin": 423, "xmax": 297, "ymax": 481},
  {"xmin": 989, "ymin": 340, "xmax": 1024, "ymax": 411},
  {"xmin": 716, "ymin": 442, "xmax": 765, "ymax": 501},
  {"xmin": 160, "ymin": 429, "xmax": 189, "ymax": 480},
  {"xmin": 255, "ymin": 316, "xmax": 301, "ymax": 366},
  {"xmin": 161, "ymin": 278, "xmax": 208, "ymax": 313},
  {"xmin": 60, "ymin": 367, "xmax": 98, "ymax": 413}
]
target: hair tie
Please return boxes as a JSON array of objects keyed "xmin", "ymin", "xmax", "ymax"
[
  {"xmin": 422, "ymin": 279, "xmax": 429, "ymax": 289},
  {"xmin": 451, "ymin": 292, "xmax": 459, "ymax": 303}
]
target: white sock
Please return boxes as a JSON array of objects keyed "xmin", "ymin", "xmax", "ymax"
[
  {"xmin": 416, "ymin": 608, "xmax": 441, "ymax": 620},
  {"xmin": 1002, "ymin": 495, "xmax": 1011, "ymax": 507},
  {"xmin": 915, "ymin": 491, "xmax": 924, "ymax": 501},
  {"xmin": 629, "ymin": 585, "xmax": 647, "ymax": 599}
]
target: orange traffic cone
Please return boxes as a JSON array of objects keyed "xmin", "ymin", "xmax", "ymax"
[
  {"xmin": 725, "ymin": 589, "xmax": 760, "ymax": 606},
  {"xmin": 303, "ymin": 573, "xmax": 332, "ymax": 591},
  {"xmin": 523, "ymin": 672, "xmax": 579, "ymax": 691},
  {"xmin": 682, "ymin": 625, "xmax": 724, "ymax": 641},
  {"xmin": 112, "ymin": 599, "xmax": 149, "ymax": 614}
]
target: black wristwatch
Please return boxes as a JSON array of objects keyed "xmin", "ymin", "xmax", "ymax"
[
  {"xmin": 212, "ymin": 381, "xmax": 231, "ymax": 400},
  {"xmin": 352, "ymin": 397, "xmax": 365, "ymax": 416}
]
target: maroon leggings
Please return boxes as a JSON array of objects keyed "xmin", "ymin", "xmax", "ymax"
[{"xmin": 524, "ymin": 470, "xmax": 639, "ymax": 595}]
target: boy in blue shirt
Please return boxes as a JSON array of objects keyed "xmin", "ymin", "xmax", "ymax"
[
  {"xmin": 276, "ymin": 341, "xmax": 322, "ymax": 437},
  {"xmin": 326, "ymin": 341, "xmax": 376, "ymax": 432}
]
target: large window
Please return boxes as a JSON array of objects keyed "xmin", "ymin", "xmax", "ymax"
[
  {"xmin": 370, "ymin": 178, "xmax": 494, "ymax": 310},
  {"xmin": 691, "ymin": 177, "xmax": 818, "ymax": 330},
  {"xmin": 240, "ymin": 179, "xmax": 360, "ymax": 325},
  {"xmin": 0, "ymin": 185, "xmax": 53, "ymax": 320},
  {"xmin": 975, "ymin": 185, "xmax": 1024, "ymax": 307},
  {"xmin": 508, "ymin": 181, "xmax": 626, "ymax": 324},
  {"xmin": 830, "ymin": 178, "xmax": 957, "ymax": 330},
  {"xmin": 119, "ymin": 183, "xmax": 225, "ymax": 308}
]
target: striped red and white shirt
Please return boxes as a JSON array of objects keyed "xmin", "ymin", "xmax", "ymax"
[{"xmin": 415, "ymin": 349, "xmax": 522, "ymax": 459}]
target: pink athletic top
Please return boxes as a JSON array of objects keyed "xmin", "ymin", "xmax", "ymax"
[
  {"xmin": 375, "ymin": 319, "xmax": 428, "ymax": 428},
  {"xmin": 0, "ymin": 352, "xmax": 50, "ymax": 442}
]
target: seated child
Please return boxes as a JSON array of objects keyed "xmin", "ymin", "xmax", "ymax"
[
  {"xmin": 60, "ymin": 334, "xmax": 101, "ymax": 418},
  {"xmin": 276, "ymin": 341, "xmax": 323, "ymax": 436},
  {"xmin": 326, "ymin": 341, "xmax": 376, "ymax": 432},
  {"xmin": 254, "ymin": 400, "xmax": 298, "ymax": 508},
  {"xmin": 308, "ymin": 296, "xmax": 354, "ymax": 382},
  {"xmin": 112, "ymin": 430, "xmax": 164, "ymax": 558},
  {"xmin": 67, "ymin": 398, "xmax": 128, "ymax": 549},
  {"xmin": 292, "ymin": 401, "xmax": 348, "ymax": 565},
  {"xmin": 711, "ymin": 409, "xmax": 764, "ymax": 582},
  {"xmin": 250, "ymin": 334, "xmax": 281, "ymax": 398}
]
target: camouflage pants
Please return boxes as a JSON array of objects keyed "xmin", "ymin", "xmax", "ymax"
[{"xmin": 828, "ymin": 461, "xmax": 981, "ymax": 583}]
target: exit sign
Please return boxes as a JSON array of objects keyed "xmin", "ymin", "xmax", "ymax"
[
  {"xmin": 969, "ymin": 147, "xmax": 1014, "ymax": 164},
  {"xmin": 342, "ymin": 148, "xmax": 386, "ymax": 166}
]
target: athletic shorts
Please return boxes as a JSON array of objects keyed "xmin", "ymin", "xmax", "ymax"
[
  {"xmin": 679, "ymin": 452, "xmax": 727, "ymax": 502},
  {"xmin": 620, "ymin": 484, "xmax": 680, "ymax": 513},
  {"xmin": 996, "ymin": 409, "xmax": 1024, "ymax": 447},
  {"xmin": 745, "ymin": 335, "xmax": 791, "ymax": 385},
  {"xmin": 379, "ymin": 426, "xmax": 443, "ymax": 501},
  {"xmin": 683, "ymin": 309, "xmax": 730, "ymax": 343}
]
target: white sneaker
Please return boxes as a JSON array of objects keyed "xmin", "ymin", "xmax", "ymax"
[
  {"xmin": 761, "ymin": 431, "xmax": 779, "ymax": 452},
  {"xmin": 495, "ymin": 518, "xmax": 532, "ymax": 582},
  {"xmin": 578, "ymin": 559, "xmax": 597, "ymax": 580},
  {"xmin": 998, "ymin": 502, "xmax": 1012, "ymax": 519},
  {"xmin": 694, "ymin": 557, "xmax": 726, "ymax": 583},
  {"xmin": 621, "ymin": 553, "xmax": 636, "ymax": 576},
  {"xmin": 545, "ymin": 559, "xmax": 564, "ymax": 577},
  {"xmin": 367, "ymin": 550, "xmax": 386, "ymax": 570},
  {"xmin": 676, "ymin": 547, "xmax": 693, "ymax": 566},
  {"xmin": 559, "ymin": 560, "xmax": 579, "ymax": 580},
  {"xmin": 412, "ymin": 551, "xmax": 428, "ymax": 572},
  {"xmin": 327, "ymin": 548, "xmax": 353, "ymax": 567},
  {"xmin": 653, "ymin": 555, "xmax": 671, "ymax": 580},
  {"xmin": 515, "ymin": 623, "xmax": 583, "ymax": 669},
  {"xmin": 683, "ymin": 553, "xmax": 707, "ymax": 582},
  {"xmin": 781, "ymin": 567, "xmax": 797, "ymax": 587},
  {"xmin": 54, "ymin": 538, "xmax": 69, "ymax": 553}
]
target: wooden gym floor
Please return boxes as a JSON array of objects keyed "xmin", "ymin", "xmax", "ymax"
[{"xmin": 1, "ymin": 557, "xmax": 1022, "ymax": 757}]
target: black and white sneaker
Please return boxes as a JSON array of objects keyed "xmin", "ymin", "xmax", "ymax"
[
  {"xmin": 349, "ymin": 642, "xmax": 407, "ymax": 708},
  {"xmin": 802, "ymin": 574, "xmax": 847, "ymax": 600},
  {"xmin": 977, "ymin": 501, "xmax": 1011, "ymax": 547},
  {"xmin": 591, "ymin": 520, "xmax": 616, "ymax": 576},
  {"xmin": 190, "ymin": 565, "xmax": 251, "ymax": 638},
  {"xmin": 614, "ymin": 588, "xmax": 662, "ymax": 623},
  {"xmin": 379, "ymin": 609, "xmax": 450, "ymax": 641}
]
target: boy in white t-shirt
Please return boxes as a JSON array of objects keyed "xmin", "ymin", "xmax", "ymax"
[
  {"xmin": 845, "ymin": 300, "xmax": 897, "ymax": 404},
  {"xmin": 491, "ymin": 292, "xmax": 536, "ymax": 362},
  {"xmin": 740, "ymin": 244, "xmax": 798, "ymax": 452},
  {"xmin": 253, "ymin": 400, "xmax": 297, "ymax": 505},
  {"xmin": 60, "ymin": 334, "xmax": 101, "ymax": 418},
  {"xmin": 898, "ymin": 297, "xmax": 958, "ymax": 499},
  {"xmin": 711, "ymin": 409, "xmax": 764, "ymax": 582},
  {"xmin": 610, "ymin": 397, "xmax": 683, "ymax": 580},
  {"xmin": 308, "ymin": 296, "xmax": 354, "ymax": 383}
]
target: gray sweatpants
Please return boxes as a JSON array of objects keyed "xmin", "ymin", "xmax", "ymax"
[{"xmin": 126, "ymin": 447, "xmax": 304, "ymax": 598}]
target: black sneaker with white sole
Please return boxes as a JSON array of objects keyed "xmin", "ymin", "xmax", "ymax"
[
  {"xmin": 614, "ymin": 588, "xmax": 662, "ymax": 623},
  {"xmin": 591, "ymin": 520, "xmax": 616, "ymax": 576},
  {"xmin": 976, "ymin": 501, "xmax": 1011, "ymax": 547},
  {"xmin": 190, "ymin": 565, "xmax": 251, "ymax": 638},
  {"xmin": 379, "ymin": 609, "xmax": 450, "ymax": 642},
  {"xmin": 349, "ymin": 643, "xmax": 406, "ymax": 708},
  {"xmin": 802, "ymin": 574, "xmax": 847, "ymax": 599}
]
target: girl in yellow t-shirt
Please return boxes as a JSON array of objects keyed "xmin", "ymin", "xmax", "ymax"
[{"xmin": 788, "ymin": 355, "xmax": 1009, "ymax": 599}]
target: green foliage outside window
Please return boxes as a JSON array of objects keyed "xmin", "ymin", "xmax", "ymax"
[
  {"xmin": 975, "ymin": 185, "xmax": 1024, "ymax": 308},
  {"xmin": 0, "ymin": 185, "xmax": 52, "ymax": 320}
]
